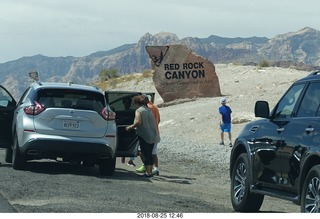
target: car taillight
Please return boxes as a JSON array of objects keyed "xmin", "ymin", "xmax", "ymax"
[
  {"xmin": 100, "ymin": 107, "xmax": 116, "ymax": 120},
  {"xmin": 24, "ymin": 101, "xmax": 45, "ymax": 115}
]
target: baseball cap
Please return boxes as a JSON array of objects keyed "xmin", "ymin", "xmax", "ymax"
[{"xmin": 221, "ymin": 97, "xmax": 227, "ymax": 103}]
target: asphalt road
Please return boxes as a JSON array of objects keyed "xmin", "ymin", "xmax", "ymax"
[
  {"xmin": 0, "ymin": 192, "xmax": 16, "ymax": 212},
  {"xmin": 0, "ymin": 154, "xmax": 227, "ymax": 213},
  {"xmin": 0, "ymin": 149, "xmax": 299, "ymax": 213}
]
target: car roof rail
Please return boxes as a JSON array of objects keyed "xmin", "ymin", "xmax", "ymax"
[
  {"xmin": 308, "ymin": 70, "xmax": 320, "ymax": 77},
  {"xmin": 34, "ymin": 81, "xmax": 42, "ymax": 86}
]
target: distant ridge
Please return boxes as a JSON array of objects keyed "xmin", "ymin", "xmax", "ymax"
[{"xmin": 1, "ymin": 27, "xmax": 320, "ymax": 98}]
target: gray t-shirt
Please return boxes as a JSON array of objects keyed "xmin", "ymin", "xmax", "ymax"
[{"xmin": 136, "ymin": 106, "xmax": 160, "ymax": 144}]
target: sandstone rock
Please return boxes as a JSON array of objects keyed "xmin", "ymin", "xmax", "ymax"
[{"xmin": 146, "ymin": 45, "xmax": 221, "ymax": 102}]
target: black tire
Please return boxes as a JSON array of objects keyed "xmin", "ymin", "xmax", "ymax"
[
  {"xmin": 12, "ymin": 134, "xmax": 27, "ymax": 170},
  {"xmin": 99, "ymin": 157, "xmax": 116, "ymax": 176},
  {"xmin": 230, "ymin": 153, "xmax": 264, "ymax": 212},
  {"xmin": 301, "ymin": 165, "xmax": 320, "ymax": 213},
  {"xmin": 5, "ymin": 147, "xmax": 13, "ymax": 163}
]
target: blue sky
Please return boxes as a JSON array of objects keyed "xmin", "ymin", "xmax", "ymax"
[{"xmin": 0, "ymin": 0, "xmax": 319, "ymax": 63}]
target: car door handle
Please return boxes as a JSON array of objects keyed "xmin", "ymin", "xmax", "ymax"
[
  {"xmin": 305, "ymin": 127, "xmax": 314, "ymax": 133},
  {"xmin": 277, "ymin": 127, "xmax": 284, "ymax": 132}
]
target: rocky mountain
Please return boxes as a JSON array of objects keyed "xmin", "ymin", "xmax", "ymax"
[{"xmin": 1, "ymin": 27, "xmax": 320, "ymax": 99}]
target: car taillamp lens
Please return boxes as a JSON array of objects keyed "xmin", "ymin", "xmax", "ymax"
[
  {"xmin": 24, "ymin": 101, "xmax": 45, "ymax": 115},
  {"xmin": 100, "ymin": 107, "xmax": 116, "ymax": 120}
]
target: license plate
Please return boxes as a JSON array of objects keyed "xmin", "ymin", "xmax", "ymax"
[{"xmin": 63, "ymin": 120, "xmax": 80, "ymax": 129}]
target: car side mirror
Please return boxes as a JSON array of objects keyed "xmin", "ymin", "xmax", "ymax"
[{"xmin": 255, "ymin": 101, "xmax": 270, "ymax": 118}]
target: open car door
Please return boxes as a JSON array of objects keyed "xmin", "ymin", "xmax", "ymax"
[
  {"xmin": 105, "ymin": 91, "xmax": 155, "ymax": 157},
  {"xmin": 0, "ymin": 86, "xmax": 16, "ymax": 148}
]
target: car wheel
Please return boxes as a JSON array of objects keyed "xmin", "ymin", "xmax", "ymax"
[
  {"xmin": 230, "ymin": 153, "xmax": 264, "ymax": 212},
  {"xmin": 5, "ymin": 147, "xmax": 13, "ymax": 163},
  {"xmin": 99, "ymin": 157, "xmax": 116, "ymax": 176},
  {"xmin": 12, "ymin": 134, "xmax": 27, "ymax": 170},
  {"xmin": 301, "ymin": 165, "xmax": 320, "ymax": 213}
]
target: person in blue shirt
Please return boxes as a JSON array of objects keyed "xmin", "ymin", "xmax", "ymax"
[{"xmin": 219, "ymin": 97, "xmax": 233, "ymax": 147}]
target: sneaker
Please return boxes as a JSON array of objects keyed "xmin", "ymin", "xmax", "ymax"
[
  {"xmin": 139, "ymin": 173, "xmax": 153, "ymax": 178},
  {"xmin": 127, "ymin": 160, "xmax": 136, "ymax": 167},
  {"xmin": 120, "ymin": 157, "xmax": 125, "ymax": 164},
  {"xmin": 219, "ymin": 142, "xmax": 224, "ymax": 145},
  {"xmin": 152, "ymin": 169, "xmax": 159, "ymax": 176},
  {"xmin": 136, "ymin": 165, "xmax": 145, "ymax": 173},
  {"xmin": 229, "ymin": 143, "xmax": 233, "ymax": 147}
]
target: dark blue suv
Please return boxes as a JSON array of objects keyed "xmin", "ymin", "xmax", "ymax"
[{"xmin": 230, "ymin": 70, "xmax": 320, "ymax": 213}]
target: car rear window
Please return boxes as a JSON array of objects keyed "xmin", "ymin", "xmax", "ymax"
[{"xmin": 36, "ymin": 89, "xmax": 105, "ymax": 111}]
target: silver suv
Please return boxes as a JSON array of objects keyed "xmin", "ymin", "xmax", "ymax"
[{"xmin": 0, "ymin": 82, "xmax": 118, "ymax": 175}]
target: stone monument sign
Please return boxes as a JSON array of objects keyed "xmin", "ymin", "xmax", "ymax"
[{"xmin": 146, "ymin": 45, "xmax": 221, "ymax": 102}]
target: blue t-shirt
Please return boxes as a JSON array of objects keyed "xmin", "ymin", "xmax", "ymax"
[{"xmin": 219, "ymin": 105, "xmax": 232, "ymax": 124}]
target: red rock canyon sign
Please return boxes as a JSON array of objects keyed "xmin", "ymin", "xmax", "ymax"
[{"xmin": 146, "ymin": 45, "xmax": 221, "ymax": 102}]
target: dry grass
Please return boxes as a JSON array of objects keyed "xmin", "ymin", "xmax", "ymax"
[{"xmin": 95, "ymin": 70, "xmax": 153, "ymax": 90}]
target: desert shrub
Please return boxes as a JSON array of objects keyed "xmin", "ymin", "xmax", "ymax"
[{"xmin": 258, "ymin": 60, "xmax": 270, "ymax": 67}]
